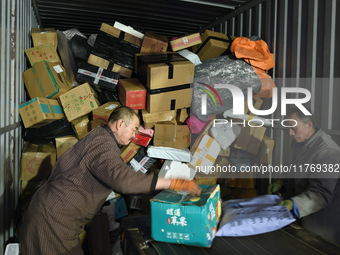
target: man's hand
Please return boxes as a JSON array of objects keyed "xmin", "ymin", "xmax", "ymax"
[
  {"xmin": 267, "ymin": 179, "xmax": 284, "ymax": 194},
  {"xmin": 276, "ymin": 200, "xmax": 293, "ymax": 210},
  {"xmin": 169, "ymin": 179, "xmax": 202, "ymax": 196}
]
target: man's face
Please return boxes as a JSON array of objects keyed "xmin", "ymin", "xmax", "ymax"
[
  {"xmin": 116, "ymin": 115, "xmax": 140, "ymax": 146},
  {"xmin": 286, "ymin": 113, "xmax": 314, "ymax": 143}
]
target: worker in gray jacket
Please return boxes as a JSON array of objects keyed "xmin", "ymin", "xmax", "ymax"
[{"xmin": 268, "ymin": 106, "xmax": 340, "ymax": 246}]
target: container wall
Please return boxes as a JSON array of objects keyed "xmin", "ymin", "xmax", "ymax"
[
  {"xmin": 0, "ymin": 0, "xmax": 37, "ymax": 253},
  {"xmin": 199, "ymin": 0, "xmax": 340, "ymax": 167}
]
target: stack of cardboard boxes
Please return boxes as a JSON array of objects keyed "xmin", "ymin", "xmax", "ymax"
[{"xmin": 19, "ymin": 23, "xmax": 276, "ymax": 246}]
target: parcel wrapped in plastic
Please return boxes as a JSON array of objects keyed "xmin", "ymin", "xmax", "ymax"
[
  {"xmin": 216, "ymin": 195, "xmax": 296, "ymax": 237},
  {"xmin": 147, "ymin": 146, "xmax": 191, "ymax": 162}
]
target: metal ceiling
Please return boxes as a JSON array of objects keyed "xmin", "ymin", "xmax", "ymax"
[{"xmin": 33, "ymin": 0, "xmax": 251, "ymax": 38}]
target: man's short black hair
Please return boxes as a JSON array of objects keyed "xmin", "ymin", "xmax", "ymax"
[
  {"xmin": 108, "ymin": 106, "xmax": 139, "ymax": 125},
  {"xmin": 287, "ymin": 106, "xmax": 314, "ymax": 126}
]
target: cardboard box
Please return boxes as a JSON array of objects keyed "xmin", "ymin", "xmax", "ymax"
[
  {"xmin": 19, "ymin": 97, "xmax": 65, "ymax": 128},
  {"xmin": 192, "ymin": 30, "xmax": 236, "ymax": 61},
  {"xmin": 170, "ymin": 33, "xmax": 202, "ymax": 51},
  {"xmin": 91, "ymin": 119, "xmax": 104, "ymax": 130},
  {"xmin": 147, "ymin": 87, "xmax": 191, "ymax": 113},
  {"xmin": 118, "ymin": 78, "xmax": 146, "ymax": 110},
  {"xmin": 232, "ymin": 126, "xmax": 266, "ymax": 155},
  {"xmin": 141, "ymin": 31, "xmax": 168, "ymax": 53},
  {"xmin": 88, "ymin": 54, "xmax": 133, "ymax": 79},
  {"xmin": 154, "ymin": 124, "xmax": 190, "ymax": 149},
  {"xmin": 76, "ymin": 62, "xmax": 121, "ymax": 91},
  {"xmin": 151, "ymin": 185, "xmax": 221, "ymax": 247},
  {"xmin": 244, "ymin": 96, "xmax": 263, "ymax": 115},
  {"xmin": 92, "ymin": 101, "xmax": 121, "ymax": 123},
  {"xmin": 20, "ymin": 142, "xmax": 56, "ymax": 180},
  {"xmin": 100, "ymin": 23, "xmax": 142, "ymax": 47},
  {"xmin": 177, "ymin": 108, "xmax": 189, "ymax": 123},
  {"xmin": 195, "ymin": 177, "xmax": 217, "ymax": 185},
  {"xmin": 141, "ymin": 109, "xmax": 177, "ymax": 129},
  {"xmin": 25, "ymin": 44, "xmax": 61, "ymax": 66},
  {"xmin": 131, "ymin": 134, "xmax": 152, "ymax": 147},
  {"xmin": 257, "ymin": 135, "xmax": 275, "ymax": 163},
  {"xmin": 189, "ymin": 134, "xmax": 221, "ymax": 173},
  {"xmin": 71, "ymin": 115, "xmax": 91, "ymax": 140},
  {"xmin": 31, "ymin": 28, "xmax": 58, "ymax": 51},
  {"xmin": 55, "ymin": 135, "xmax": 78, "ymax": 159},
  {"xmin": 121, "ymin": 143, "xmax": 141, "ymax": 163},
  {"xmin": 135, "ymin": 52, "xmax": 195, "ymax": 89},
  {"xmin": 58, "ymin": 83, "xmax": 100, "ymax": 122},
  {"xmin": 23, "ymin": 60, "xmax": 72, "ymax": 99}
]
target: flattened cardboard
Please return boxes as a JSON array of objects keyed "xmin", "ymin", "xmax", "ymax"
[
  {"xmin": 153, "ymin": 124, "xmax": 190, "ymax": 149},
  {"xmin": 20, "ymin": 142, "xmax": 56, "ymax": 180},
  {"xmin": 19, "ymin": 97, "xmax": 65, "ymax": 128},
  {"xmin": 118, "ymin": 78, "xmax": 146, "ymax": 110},
  {"xmin": 23, "ymin": 60, "xmax": 72, "ymax": 99},
  {"xmin": 58, "ymin": 83, "xmax": 100, "ymax": 122}
]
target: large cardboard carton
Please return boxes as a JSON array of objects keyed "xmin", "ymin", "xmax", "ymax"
[
  {"xmin": 232, "ymin": 126, "xmax": 266, "ymax": 155},
  {"xmin": 189, "ymin": 134, "xmax": 221, "ymax": 173},
  {"xmin": 71, "ymin": 114, "xmax": 91, "ymax": 140},
  {"xmin": 118, "ymin": 78, "xmax": 146, "ymax": 110},
  {"xmin": 147, "ymin": 87, "xmax": 191, "ymax": 113},
  {"xmin": 31, "ymin": 28, "xmax": 58, "ymax": 51},
  {"xmin": 135, "ymin": 52, "xmax": 195, "ymax": 89},
  {"xmin": 21, "ymin": 180, "xmax": 41, "ymax": 202},
  {"xmin": 151, "ymin": 185, "xmax": 221, "ymax": 247},
  {"xmin": 257, "ymin": 135, "xmax": 275, "ymax": 163},
  {"xmin": 20, "ymin": 142, "xmax": 56, "ymax": 181},
  {"xmin": 170, "ymin": 33, "xmax": 202, "ymax": 51},
  {"xmin": 92, "ymin": 101, "xmax": 121, "ymax": 123},
  {"xmin": 25, "ymin": 44, "xmax": 60, "ymax": 66},
  {"xmin": 141, "ymin": 31, "xmax": 168, "ymax": 53},
  {"xmin": 154, "ymin": 124, "xmax": 190, "ymax": 149},
  {"xmin": 23, "ymin": 60, "xmax": 72, "ymax": 99},
  {"xmin": 58, "ymin": 83, "xmax": 100, "ymax": 122},
  {"xmin": 192, "ymin": 30, "xmax": 236, "ymax": 61},
  {"xmin": 141, "ymin": 109, "xmax": 176, "ymax": 129},
  {"xmin": 19, "ymin": 97, "xmax": 65, "ymax": 128},
  {"xmin": 55, "ymin": 135, "xmax": 78, "ymax": 159}
]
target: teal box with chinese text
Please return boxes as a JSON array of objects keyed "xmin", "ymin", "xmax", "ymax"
[{"xmin": 150, "ymin": 184, "xmax": 221, "ymax": 247}]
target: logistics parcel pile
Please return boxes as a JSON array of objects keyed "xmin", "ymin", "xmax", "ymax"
[{"xmin": 19, "ymin": 22, "xmax": 277, "ymax": 247}]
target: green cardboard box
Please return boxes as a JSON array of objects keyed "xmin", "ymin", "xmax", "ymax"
[{"xmin": 151, "ymin": 185, "xmax": 221, "ymax": 247}]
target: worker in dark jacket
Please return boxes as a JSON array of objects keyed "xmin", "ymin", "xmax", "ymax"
[
  {"xmin": 20, "ymin": 106, "xmax": 201, "ymax": 255},
  {"xmin": 268, "ymin": 107, "xmax": 340, "ymax": 245}
]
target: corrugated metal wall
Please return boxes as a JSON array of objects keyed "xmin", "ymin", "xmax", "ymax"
[
  {"xmin": 0, "ymin": 0, "xmax": 38, "ymax": 253},
  {"xmin": 199, "ymin": 0, "xmax": 340, "ymax": 167}
]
